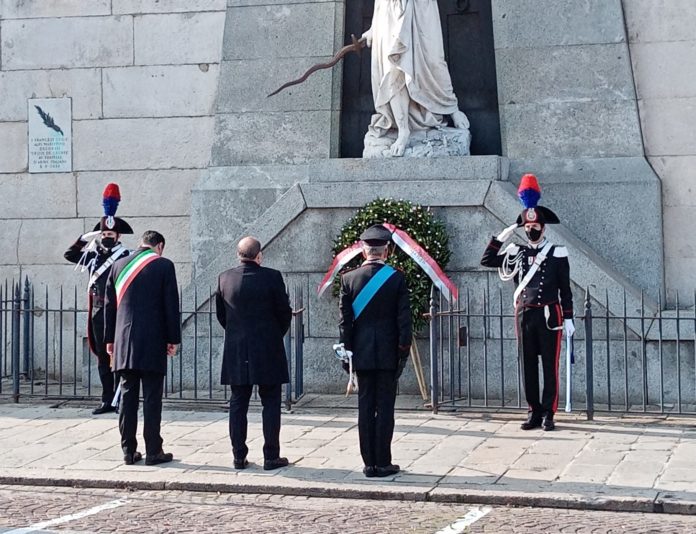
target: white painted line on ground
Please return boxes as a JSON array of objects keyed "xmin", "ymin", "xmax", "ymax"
[
  {"xmin": 4, "ymin": 498, "xmax": 127, "ymax": 534},
  {"xmin": 435, "ymin": 506, "xmax": 492, "ymax": 534}
]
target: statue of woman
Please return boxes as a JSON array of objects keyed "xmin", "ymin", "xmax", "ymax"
[{"xmin": 362, "ymin": 0, "xmax": 470, "ymax": 156}]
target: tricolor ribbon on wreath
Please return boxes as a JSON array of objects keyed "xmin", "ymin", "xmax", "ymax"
[{"xmin": 316, "ymin": 223, "xmax": 458, "ymax": 304}]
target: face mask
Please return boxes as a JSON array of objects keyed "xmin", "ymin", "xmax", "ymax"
[
  {"xmin": 100, "ymin": 237, "xmax": 116, "ymax": 249},
  {"xmin": 525, "ymin": 228, "xmax": 543, "ymax": 242}
]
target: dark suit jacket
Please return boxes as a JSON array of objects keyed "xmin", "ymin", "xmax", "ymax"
[
  {"xmin": 104, "ymin": 247, "xmax": 181, "ymax": 375},
  {"xmin": 215, "ymin": 261, "xmax": 292, "ymax": 386},
  {"xmin": 339, "ymin": 262, "xmax": 412, "ymax": 371}
]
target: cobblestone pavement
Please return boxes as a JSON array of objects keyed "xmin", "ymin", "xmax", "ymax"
[{"xmin": 2, "ymin": 486, "xmax": 696, "ymax": 534}]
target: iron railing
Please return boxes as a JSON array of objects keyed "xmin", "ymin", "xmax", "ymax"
[
  {"xmin": 427, "ymin": 285, "xmax": 696, "ymax": 418},
  {"xmin": 0, "ymin": 279, "xmax": 305, "ymax": 408}
]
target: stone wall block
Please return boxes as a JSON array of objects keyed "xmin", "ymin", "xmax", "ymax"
[
  {"xmin": 492, "ymin": 0, "xmax": 625, "ymax": 49},
  {"xmin": 103, "ymin": 65, "xmax": 220, "ymax": 118},
  {"xmin": 114, "ymin": 0, "xmax": 227, "ymax": 14},
  {"xmin": 0, "ymin": 69, "xmax": 102, "ymax": 122},
  {"xmin": 623, "ymin": 0, "xmax": 696, "ymax": 43},
  {"xmin": 0, "ymin": 122, "xmax": 28, "ymax": 173},
  {"xmin": 302, "ymin": 180, "xmax": 491, "ymax": 208},
  {"xmin": 216, "ymin": 58, "xmax": 333, "ymax": 113},
  {"xmin": 650, "ymin": 156, "xmax": 696, "ymax": 208},
  {"xmin": 134, "ymin": 12, "xmax": 226, "ymax": 65},
  {"xmin": 73, "ymin": 117, "xmax": 214, "ymax": 170},
  {"xmin": 17, "ymin": 219, "xmax": 85, "ymax": 265},
  {"xmin": 639, "ymin": 98, "xmax": 696, "ymax": 157},
  {"xmin": 1, "ymin": 17, "xmax": 133, "ymax": 70},
  {"xmin": 502, "ymin": 100, "xmax": 644, "ymax": 158},
  {"xmin": 223, "ymin": 4, "xmax": 337, "ymax": 60},
  {"xmin": 77, "ymin": 170, "xmax": 200, "ymax": 218},
  {"xmin": 0, "ymin": 0, "xmax": 111, "ymax": 18},
  {"xmin": 496, "ymin": 44, "xmax": 634, "ymax": 105},
  {"xmin": 631, "ymin": 42, "xmax": 696, "ymax": 100},
  {"xmin": 0, "ymin": 174, "xmax": 76, "ymax": 219},
  {"xmin": 211, "ymin": 111, "xmax": 332, "ymax": 165}
]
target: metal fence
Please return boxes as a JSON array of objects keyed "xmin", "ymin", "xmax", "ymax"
[
  {"xmin": 427, "ymin": 286, "xmax": 696, "ymax": 418},
  {"xmin": 0, "ymin": 278, "xmax": 305, "ymax": 409}
]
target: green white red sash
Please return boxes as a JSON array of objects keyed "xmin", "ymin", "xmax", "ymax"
[{"xmin": 114, "ymin": 249, "xmax": 159, "ymax": 305}]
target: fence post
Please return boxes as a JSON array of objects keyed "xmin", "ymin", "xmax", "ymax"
[
  {"xmin": 284, "ymin": 287, "xmax": 292, "ymax": 411},
  {"xmin": 12, "ymin": 282, "xmax": 21, "ymax": 403},
  {"xmin": 429, "ymin": 286, "xmax": 439, "ymax": 415},
  {"xmin": 584, "ymin": 287, "xmax": 594, "ymax": 421},
  {"xmin": 22, "ymin": 278, "xmax": 31, "ymax": 380}
]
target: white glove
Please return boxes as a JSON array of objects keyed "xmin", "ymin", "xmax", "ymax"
[
  {"xmin": 564, "ymin": 319, "xmax": 575, "ymax": 337},
  {"xmin": 496, "ymin": 223, "xmax": 518, "ymax": 242},
  {"xmin": 80, "ymin": 230, "xmax": 101, "ymax": 242}
]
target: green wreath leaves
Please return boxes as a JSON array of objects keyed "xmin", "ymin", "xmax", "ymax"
[{"xmin": 332, "ymin": 198, "xmax": 452, "ymax": 332}]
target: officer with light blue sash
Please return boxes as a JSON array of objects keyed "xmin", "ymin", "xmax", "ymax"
[{"xmin": 338, "ymin": 225, "xmax": 412, "ymax": 478}]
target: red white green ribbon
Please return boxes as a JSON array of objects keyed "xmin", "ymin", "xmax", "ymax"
[
  {"xmin": 317, "ymin": 242, "xmax": 363, "ymax": 298},
  {"xmin": 114, "ymin": 249, "xmax": 159, "ymax": 305},
  {"xmin": 317, "ymin": 223, "xmax": 458, "ymax": 303}
]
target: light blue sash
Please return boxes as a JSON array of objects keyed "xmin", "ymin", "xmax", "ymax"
[{"xmin": 352, "ymin": 265, "xmax": 396, "ymax": 319}]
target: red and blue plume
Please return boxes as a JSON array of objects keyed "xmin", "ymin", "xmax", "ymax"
[
  {"xmin": 517, "ymin": 173, "xmax": 541, "ymax": 209},
  {"xmin": 102, "ymin": 183, "xmax": 121, "ymax": 218}
]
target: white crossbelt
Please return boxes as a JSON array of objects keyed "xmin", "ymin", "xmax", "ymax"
[{"xmin": 512, "ymin": 241, "xmax": 552, "ymax": 307}]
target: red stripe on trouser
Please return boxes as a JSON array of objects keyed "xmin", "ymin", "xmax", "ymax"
[{"xmin": 552, "ymin": 304, "xmax": 562, "ymax": 413}]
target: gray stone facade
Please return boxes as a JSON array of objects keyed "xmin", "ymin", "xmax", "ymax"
[{"xmin": 0, "ymin": 0, "xmax": 694, "ymax": 397}]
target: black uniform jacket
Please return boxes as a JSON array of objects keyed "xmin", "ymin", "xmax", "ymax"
[
  {"xmin": 65, "ymin": 238, "xmax": 129, "ymax": 352},
  {"xmin": 104, "ymin": 247, "xmax": 181, "ymax": 374},
  {"xmin": 215, "ymin": 261, "xmax": 292, "ymax": 386},
  {"xmin": 481, "ymin": 237, "xmax": 573, "ymax": 320},
  {"xmin": 339, "ymin": 262, "xmax": 412, "ymax": 371}
]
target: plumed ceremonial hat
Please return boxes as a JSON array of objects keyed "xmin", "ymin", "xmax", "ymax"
[
  {"xmin": 360, "ymin": 224, "xmax": 392, "ymax": 246},
  {"xmin": 515, "ymin": 174, "xmax": 560, "ymax": 226},
  {"xmin": 92, "ymin": 183, "xmax": 133, "ymax": 234}
]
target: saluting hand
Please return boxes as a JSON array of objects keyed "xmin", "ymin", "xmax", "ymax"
[{"xmin": 167, "ymin": 344, "xmax": 179, "ymax": 357}]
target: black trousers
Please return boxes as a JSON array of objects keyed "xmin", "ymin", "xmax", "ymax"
[
  {"xmin": 118, "ymin": 370, "xmax": 165, "ymax": 456},
  {"xmin": 517, "ymin": 305, "xmax": 562, "ymax": 416},
  {"xmin": 229, "ymin": 384, "xmax": 282, "ymax": 461},
  {"xmin": 91, "ymin": 308, "xmax": 114, "ymax": 404},
  {"xmin": 356, "ymin": 370, "xmax": 398, "ymax": 468}
]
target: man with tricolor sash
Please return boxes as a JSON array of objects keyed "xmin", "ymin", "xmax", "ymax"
[
  {"xmin": 338, "ymin": 225, "xmax": 412, "ymax": 478},
  {"xmin": 104, "ymin": 231, "xmax": 181, "ymax": 466}
]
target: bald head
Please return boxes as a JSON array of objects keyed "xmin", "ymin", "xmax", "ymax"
[{"xmin": 237, "ymin": 236, "xmax": 262, "ymax": 263}]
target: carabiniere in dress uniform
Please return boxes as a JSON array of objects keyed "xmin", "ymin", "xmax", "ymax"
[{"xmin": 481, "ymin": 174, "xmax": 574, "ymax": 432}]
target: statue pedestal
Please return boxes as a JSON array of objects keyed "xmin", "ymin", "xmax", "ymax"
[{"xmin": 362, "ymin": 127, "xmax": 471, "ymax": 159}]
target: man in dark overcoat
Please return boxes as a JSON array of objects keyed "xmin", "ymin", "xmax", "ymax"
[
  {"xmin": 104, "ymin": 230, "xmax": 181, "ymax": 465},
  {"xmin": 215, "ymin": 236, "xmax": 293, "ymax": 470},
  {"xmin": 338, "ymin": 225, "xmax": 412, "ymax": 478}
]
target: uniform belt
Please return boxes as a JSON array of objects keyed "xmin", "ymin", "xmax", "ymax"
[{"xmin": 518, "ymin": 301, "xmax": 560, "ymax": 310}]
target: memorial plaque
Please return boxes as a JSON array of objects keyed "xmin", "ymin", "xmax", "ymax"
[{"xmin": 28, "ymin": 97, "xmax": 72, "ymax": 173}]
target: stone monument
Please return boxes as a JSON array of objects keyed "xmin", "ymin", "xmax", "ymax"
[{"xmin": 362, "ymin": 0, "xmax": 471, "ymax": 158}]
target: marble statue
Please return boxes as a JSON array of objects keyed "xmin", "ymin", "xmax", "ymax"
[{"xmin": 362, "ymin": 0, "xmax": 471, "ymax": 158}]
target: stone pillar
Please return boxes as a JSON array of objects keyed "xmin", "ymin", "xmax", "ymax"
[
  {"xmin": 212, "ymin": 1, "xmax": 346, "ymax": 166},
  {"xmin": 492, "ymin": 0, "xmax": 664, "ymax": 298}
]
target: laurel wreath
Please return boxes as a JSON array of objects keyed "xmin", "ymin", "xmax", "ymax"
[{"xmin": 332, "ymin": 198, "xmax": 452, "ymax": 332}]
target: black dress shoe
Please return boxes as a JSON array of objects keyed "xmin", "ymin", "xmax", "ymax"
[
  {"xmin": 145, "ymin": 451, "xmax": 174, "ymax": 465},
  {"xmin": 92, "ymin": 403, "xmax": 116, "ymax": 415},
  {"xmin": 521, "ymin": 413, "xmax": 543, "ymax": 430},
  {"xmin": 123, "ymin": 451, "xmax": 142, "ymax": 465},
  {"xmin": 375, "ymin": 464, "xmax": 400, "ymax": 477},
  {"xmin": 542, "ymin": 414, "xmax": 556, "ymax": 431},
  {"xmin": 263, "ymin": 457, "xmax": 289, "ymax": 471},
  {"xmin": 363, "ymin": 466, "xmax": 376, "ymax": 478},
  {"xmin": 234, "ymin": 458, "xmax": 249, "ymax": 470}
]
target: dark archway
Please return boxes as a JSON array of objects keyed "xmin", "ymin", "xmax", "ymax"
[{"xmin": 340, "ymin": 0, "xmax": 501, "ymax": 158}]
